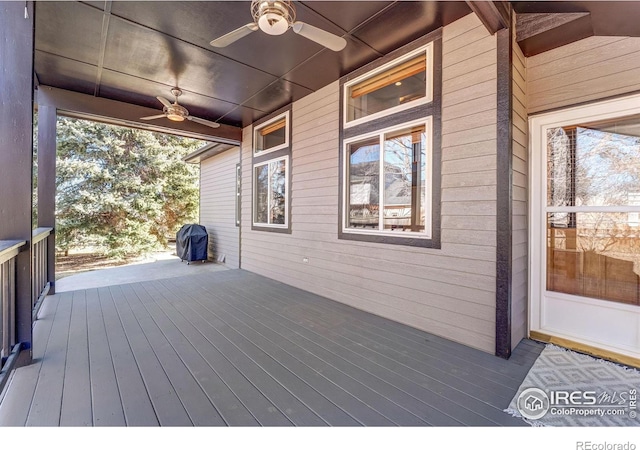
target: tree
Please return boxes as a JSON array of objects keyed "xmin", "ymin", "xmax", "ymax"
[{"xmin": 55, "ymin": 118, "xmax": 204, "ymax": 258}]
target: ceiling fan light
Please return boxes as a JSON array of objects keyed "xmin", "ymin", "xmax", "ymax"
[
  {"xmin": 258, "ymin": 12, "xmax": 288, "ymax": 35},
  {"xmin": 166, "ymin": 113, "xmax": 185, "ymax": 122}
]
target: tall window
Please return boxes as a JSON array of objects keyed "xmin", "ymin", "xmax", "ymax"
[
  {"xmin": 339, "ymin": 37, "xmax": 440, "ymax": 247},
  {"xmin": 344, "ymin": 120, "xmax": 431, "ymax": 237},
  {"xmin": 252, "ymin": 107, "xmax": 291, "ymax": 232},
  {"xmin": 253, "ymin": 156, "xmax": 288, "ymax": 227}
]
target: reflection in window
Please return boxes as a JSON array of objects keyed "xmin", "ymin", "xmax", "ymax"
[
  {"xmin": 547, "ymin": 117, "xmax": 640, "ymax": 208},
  {"xmin": 347, "ymin": 138, "xmax": 380, "ymax": 229},
  {"xmin": 547, "ymin": 212, "xmax": 640, "ymax": 305},
  {"xmin": 345, "ymin": 124, "xmax": 427, "ymax": 233},
  {"xmin": 254, "ymin": 158, "xmax": 287, "ymax": 226},
  {"xmin": 384, "ymin": 127, "xmax": 426, "ymax": 232}
]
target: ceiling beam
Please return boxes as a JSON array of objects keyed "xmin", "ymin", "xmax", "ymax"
[
  {"xmin": 466, "ymin": 1, "xmax": 510, "ymax": 35},
  {"xmin": 37, "ymin": 85, "xmax": 242, "ymax": 144},
  {"xmin": 93, "ymin": 0, "xmax": 112, "ymax": 97},
  {"xmin": 515, "ymin": 12, "xmax": 593, "ymax": 57}
]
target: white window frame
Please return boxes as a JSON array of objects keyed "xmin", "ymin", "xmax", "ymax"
[
  {"xmin": 252, "ymin": 154, "xmax": 289, "ymax": 229},
  {"xmin": 253, "ymin": 111, "xmax": 289, "ymax": 156},
  {"xmin": 343, "ymin": 43, "xmax": 433, "ymax": 129},
  {"xmin": 342, "ymin": 117, "xmax": 433, "ymax": 239}
]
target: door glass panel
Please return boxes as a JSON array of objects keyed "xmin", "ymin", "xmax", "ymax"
[
  {"xmin": 547, "ymin": 115, "xmax": 640, "ymax": 207},
  {"xmin": 547, "ymin": 213, "xmax": 640, "ymax": 305},
  {"xmin": 546, "ymin": 115, "xmax": 640, "ymax": 305}
]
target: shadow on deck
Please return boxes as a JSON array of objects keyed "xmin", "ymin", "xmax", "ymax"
[{"xmin": 0, "ymin": 269, "xmax": 542, "ymax": 426}]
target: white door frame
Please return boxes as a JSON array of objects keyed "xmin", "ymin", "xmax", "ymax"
[{"xmin": 529, "ymin": 92, "xmax": 640, "ymax": 359}]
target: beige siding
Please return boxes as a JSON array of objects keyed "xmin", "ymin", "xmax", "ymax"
[
  {"xmin": 200, "ymin": 148, "xmax": 240, "ymax": 269},
  {"xmin": 512, "ymin": 16, "xmax": 528, "ymax": 348},
  {"xmin": 527, "ymin": 36, "xmax": 640, "ymax": 114},
  {"xmin": 241, "ymin": 13, "xmax": 498, "ymax": 353}
]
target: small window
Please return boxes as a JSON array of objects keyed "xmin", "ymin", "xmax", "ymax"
[
  {"xmin": 344, "ymin": 120, "xmax": 431, "ymax": 237},
  {"xmin": 344, "ymin": 44, "xmax": 432, "ymax": 126},
  {"xmin": 254, "ymin": 112, "xmax": 289, "ymax": 155},
  {"xmin": 253, "ymin": 156, "xmax": 288, "ymax": 227}
]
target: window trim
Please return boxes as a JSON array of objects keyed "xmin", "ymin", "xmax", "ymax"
[
  {"xmin": 252, "ymin": 154, "xmax": 289, "ymax": 229},
  {"xmin": 342, "ymin": 117, "xmax": 433, "ymax": 239},
  {"xmin": 253, "ymin": 110, "xmax": 290, "ymax": 156},
  {"xmin": 343, "ymin": 43, "xmax": 433, "ymax": 129}
]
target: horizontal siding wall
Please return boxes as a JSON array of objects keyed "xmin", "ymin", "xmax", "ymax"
[
  {"xmin": 512, "ymin": 17, "xmax": 528, "ymax": 348},
  {"xmin": 527, "ymin": 36, "xmax": 640, "ymax": 114},
  {"xmin": 200, "ymin": 148, "xmax": 240, "ymax": 269},
  {"xmin": 241, "ymin": 13, "xmax": 499, "ymax": 353}
]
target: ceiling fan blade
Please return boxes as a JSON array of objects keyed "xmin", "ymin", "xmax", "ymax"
[
  {"xmin": 210, "ymin": 23, "xmax": 258, "ymax": 48},
  {"xmin": 187, "ymin": 116, "xmax": 221, "ymax": 129},
  {"xmin": 156, "ymin": 96, "xmax": 172, "ymax": 108},
  {"xmin": 140, "ymin": 114, "xmax": 166, "ymax": 120},
  {"xmin": 291, "ymin": 21, "xmax": 347, "ymax": 52}
]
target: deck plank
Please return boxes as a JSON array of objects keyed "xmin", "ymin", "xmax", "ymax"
[
  {"xmin": 0, "ymin": 294, "xmax": 60, "ymax": 426},
  {"xmin": 150, "ymin": 280, "xmax": 376, "ymax": 426},
  {"xmin": 1, "ymin": 269, "xmax": 543, "ymax": 427},
  {"xmin": 25, "ymin": 291, "xmax": 73, "ymax": 426},
  {"xmin": 131, "ymin": 282, "xmax": 258, "ymax": 426},
  {"xmin": 101, "ymin": 286, "xmax": 159, "ymax": 426},
  {"xmin": 149, "ymin": 283, "xmax": 327, "ymax": 427},
  {"xmin": 167, "ymin": 278, "xmax": 457, "ymax": 426},
  {"xmin": 132, "ymin": 285, "xmax": 292, "ymax": 426},
  {"xmin": 235, "ymin": 272, "xmax": 541, "ymax": 380},
  {"xmin": 110, "ymin": 284, "xmax": 192, "ymax": 426},
  {"xmin": 60, "ymin": 289, "xmax": 92, "ymax": 426},
  {"xmin": 119, "ymin": 284, "xmax": 225, "ymax": 426},
  {"xmin": 86, "ymin": 288, "xmax": 126, "ymax": 426},
  {"xmin": 180, "ymin": 276, "xmax": 512, "ymax": 426}
]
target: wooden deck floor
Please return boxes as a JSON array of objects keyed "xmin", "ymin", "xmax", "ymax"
[{"xmin": 0, "ymin": 270, "xmax": 543, "ymax": 426}]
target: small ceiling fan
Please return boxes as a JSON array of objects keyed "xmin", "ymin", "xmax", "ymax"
[
  {"xmin": 140, "ymin": 87, "xmax": 220, "ymax": 129},
  {"xmin": 210, "ymin": 0, "xmax": 347, "ymax": 52}
]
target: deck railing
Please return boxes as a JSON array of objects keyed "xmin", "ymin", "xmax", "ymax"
[
  {"xmin": 31, "ymin": 227, "xmax": 53, "ymax": 320},
  {"xmin": 0, "ymin": 240, "xmax": 26, "ymax": 362}
]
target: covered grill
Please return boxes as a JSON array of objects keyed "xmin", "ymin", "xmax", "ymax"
[{"xmin": 176, "ymin": 224, "xmax": 208, "ymax": 263}]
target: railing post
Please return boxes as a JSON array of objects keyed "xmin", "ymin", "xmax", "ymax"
[{"xmin": 0, "ymin": 1, "xmax": 35, "ymax": 364}]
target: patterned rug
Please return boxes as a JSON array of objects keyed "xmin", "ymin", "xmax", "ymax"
[{"xmin": 505, "ymin": 344, "xmax": 640, "ymax": 426}]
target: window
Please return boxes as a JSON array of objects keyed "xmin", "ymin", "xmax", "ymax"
[
  {"xmin": 253, "ymin": 156, "xmax": 288, "ymax": 228},
  {"xmin": 545, "ymin": 114, "xmax": 640, "ymax": 305},
  {"xmin": 235, "ymin": 163, "xmax": 241, "ymax": 227},
  {"xmin": 254, "ymin": 112, "xmax": 289, "ymax": 155},
  {"xmin": 343, "ymin": 120, "xmax": 431, "ymax": 237},
  {"xmin": 344, "ymin": 44, "xmax": 433, "ymax": 127}
]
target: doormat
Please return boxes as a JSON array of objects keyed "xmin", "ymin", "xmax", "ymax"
[{"xmin": 505, "ymin": 344, "xmax": 640, "ymax": 426}]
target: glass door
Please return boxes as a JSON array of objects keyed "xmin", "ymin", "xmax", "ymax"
[{"xmin": 530, "ymin": 95, "xmax": 640, "ymax": 359}]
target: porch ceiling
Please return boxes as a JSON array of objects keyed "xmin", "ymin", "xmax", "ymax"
[
  {"xmin": 34, "ymin": 1, "xmax": 472, "ymax": 129},
  {"xmin": 35, "ymin": 1, "xmax": 640, "ymax": 131}
]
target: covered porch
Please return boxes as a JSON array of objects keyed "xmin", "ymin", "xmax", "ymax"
[{"xmin": 0, "ymin": 270, "xmax": 541, "ymax": 426}]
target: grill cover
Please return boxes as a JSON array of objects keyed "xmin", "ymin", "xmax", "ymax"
[{"xmin": 176, "ymin": 224, "xmax": 208, "ymax": 262}]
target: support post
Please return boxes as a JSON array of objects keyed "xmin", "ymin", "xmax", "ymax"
[
  {"xmin": 0, "ymin": 1, "xmax": 35, "ymax": 362},
  {"xmin": 37, "ymin": 105, "xmax": 57, "ymax": 294}
]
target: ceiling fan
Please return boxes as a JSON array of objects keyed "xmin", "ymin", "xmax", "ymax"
[
  {"xmin": 140, "ymin": 87, "xmax": 220, "ymax": 129},
  {"xmin": 210, "ymin": 0, "xmax": 347, "ymax": 52}
]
